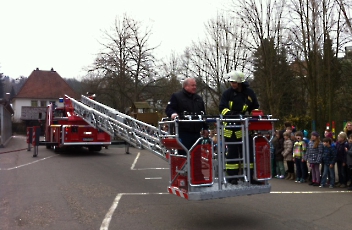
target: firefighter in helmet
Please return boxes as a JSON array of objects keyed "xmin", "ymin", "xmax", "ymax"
[{"xmin": 219, "ymin": 70, "xmax": 259, "ymax": 184}]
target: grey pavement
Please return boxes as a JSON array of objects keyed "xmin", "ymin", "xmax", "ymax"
[{"xmin": 0, "ymin": 135, "xmax": 28, "ymax": 154}]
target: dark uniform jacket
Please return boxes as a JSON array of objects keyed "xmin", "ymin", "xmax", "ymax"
[
  {"xmin": 274, "ymin": 131, "xmax": 285, "ymax": 161},
  {"xmin": 346, "ymin": 143, "xmax": 352, "ymax": 167},
  {"xmin": 165, "ymin": 89, "xmax": 208, "ymax": 133},
  {"xmin": 219, "ymin": 84, "xmax": 259, "ymax": 115},
  {"xmin": 335, "ymin": 141, "xmax": 348, "ymax": 163}
]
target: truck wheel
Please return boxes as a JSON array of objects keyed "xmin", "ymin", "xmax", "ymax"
[
  {"xmin": 95, "ymin": 146, "xmax": 102, "ymax": 151},
  {"xmin": 46, "ymin": 144, "xmax": 51, "ymax": 149},
  {"xmin": 88, "ymin": 146, "xmax": 102, "ymax": 152},
  {"xmin": 53, "ymin": 146, "xmax": 60, "ymax": 153}
]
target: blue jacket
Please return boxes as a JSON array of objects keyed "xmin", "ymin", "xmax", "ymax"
[
  {"xmin": 322, "ymin": 145, "xmax": 337, "ymax": 165},
  {"xmin": 306, "ymin": 140, "xmax": 323, "ymax": 163}
]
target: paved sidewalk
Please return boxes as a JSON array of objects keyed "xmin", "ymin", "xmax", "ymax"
[{"xmin": 0, "ymin": 135, "xmax": 28, "ymax": 154}]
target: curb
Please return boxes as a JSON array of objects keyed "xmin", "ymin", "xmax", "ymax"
[{"xmin": 0, "ymin": 148, "xmax": 28, "ymax": 154}]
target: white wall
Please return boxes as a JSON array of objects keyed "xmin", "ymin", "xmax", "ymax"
[{"xmin": 12, "ymin": 98, "xmax": 60, "ymax": 122}]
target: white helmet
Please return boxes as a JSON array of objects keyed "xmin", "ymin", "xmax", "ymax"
[{"xmin": 226, "ymin": 71, "xmax": 245, "ymax": 83}]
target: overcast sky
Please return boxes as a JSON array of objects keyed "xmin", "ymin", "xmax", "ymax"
[{"xmin": 0, "ymin": 0, "xmax": 231, "ymax": 79}]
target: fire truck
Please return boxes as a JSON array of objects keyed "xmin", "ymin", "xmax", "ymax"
[
  {"xmin": 28, "ymin": 96, "xmax": 111, "ymax": 152},
  {"xmin": 27, "ymin": 94, "xmax": 277, "ymax": 201}
]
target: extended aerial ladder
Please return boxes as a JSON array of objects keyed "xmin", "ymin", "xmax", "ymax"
[{"xmin": 47, "ymin": 94, "xmax": 277, "ymax": 201}]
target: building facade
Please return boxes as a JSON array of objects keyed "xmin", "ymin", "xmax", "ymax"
[{"xmin": 12, "ymin": 68, "xmax": 78, "ymax": 122}]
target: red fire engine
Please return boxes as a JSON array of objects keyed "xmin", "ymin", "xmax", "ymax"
[{"xmin": 29, "ymin": 96, "xmax": 111, "ymax": 152}]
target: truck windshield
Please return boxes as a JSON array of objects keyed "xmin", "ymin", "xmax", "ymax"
[{"xmin": 54, "ymin": 109, "xmax": 64, "ymax": 118}]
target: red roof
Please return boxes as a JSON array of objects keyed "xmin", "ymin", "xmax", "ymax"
[{"xmin": 15, "ymin": 68, "xmax": 79, "ymax": 99}]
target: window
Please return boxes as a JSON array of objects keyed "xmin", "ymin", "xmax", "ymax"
[
  {"xmin": 49, "ymin": 101, "xmax": 56, "ymax": 108},
  {"xmin": 54, "ymin": 109, "xmax": 64, "ymax": 118},
  {"xmin": 40, "ymin": 101, "xmax": 46, "ymax": 107},
  {"xmin": 31, "ymin": 100, "xmax": 38, "ymax": 107}
]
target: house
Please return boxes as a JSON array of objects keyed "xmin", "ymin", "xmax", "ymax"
[
  {"xmin": 12, "ymin": 68, "xmax": 78, "ymax": 123},
  {"xmin": 129, "ymin": 101, "xmax": 160, "ymax": 126}
]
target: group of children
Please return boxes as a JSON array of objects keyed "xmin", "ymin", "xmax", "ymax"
[{"xmin": 273, "ymin": 122, "xmax": 352, "ymax": 189}]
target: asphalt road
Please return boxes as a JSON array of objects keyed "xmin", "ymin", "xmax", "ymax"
[{"xmin": 1, "ymin": 136, "xmax": 352, "ymax": 230}]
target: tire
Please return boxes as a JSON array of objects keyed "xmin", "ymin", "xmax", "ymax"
[
  {"xmin": 88, "ymin": 146, "xmax": 102, "ymax": 152},
  {"xmin": 95, "ymin": 146, "xmax": 102, "ymax": 152},
  {"xmin": 46, "ymin": 144, "xmax": 51, "ymax": 149},
  {"xmin": 53, "ymin": 145, "xmax": 60, "ymax": 153}
]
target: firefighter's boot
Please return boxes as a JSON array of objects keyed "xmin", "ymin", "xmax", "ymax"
[{"xmin": 226, "ymin": 169, "xmax": 238, "ymax": 185}]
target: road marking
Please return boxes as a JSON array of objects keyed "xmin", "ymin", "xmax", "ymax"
[
  {"xmin": 0, "ymin": 155, "xmax": 57, "ymax": 171},
  {"xmin": 130, "ymin": 152, "xmax": 169, "ymax": 170},
  {"xmin": 132, "ymin": 168, "xmax": 169, "ymax": 170},
  {"xmin": 145, "ymin": 177, "xmax": 162, "ymax": 179},
  {"xmin": 271, "ymin": 190, "xmax": 352, "ymax": 194},
  {"xmin": 100, "ymin": 189, "xmax": 352, "ymax": 230},
  {"xmin": 100, "ymin": 192, "xmax": 168, "ymax": 230},
  {"xmin": 100, "ymin": 193, "xmax": 123, "ymax": 230},
  {"xmin": 130, "ymin": 152, "xmax": 140, "ymax": 170}
]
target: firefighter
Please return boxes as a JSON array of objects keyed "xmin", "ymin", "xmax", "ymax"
[{"xmin": 219, "ymin": 71, "xmax": 259, "ymax": 184}]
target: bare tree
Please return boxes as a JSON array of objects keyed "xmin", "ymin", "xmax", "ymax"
[
  {"xmin": 179, "ymin": 14, "xmax": 252, "ymax": 114},
  {"xmin": 286, "ymin": 0, "xmax": 352, "ymax": 131},
  {"xmin": 234, "ymin": 0, "xmax": 287, "ymax": 50},
  {"xmin": 89, "ymin": 14, "xmax": 160, "ymax": 112},
  {"xmin": 231, "ymin": 0, "xmax": 289, "ymax": 116}
]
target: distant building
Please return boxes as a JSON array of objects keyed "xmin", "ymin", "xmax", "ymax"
[
  {"xmin": 129, "ymin": 101, "xmax": 160, "ymax": 126},
  {"xmin": 12, "ymin": 68, "xmax": 78, "ymax": 122}
]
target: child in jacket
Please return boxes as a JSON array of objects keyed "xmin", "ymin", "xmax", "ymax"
[
  {"xmin": 293, "ymin": 131, "xmax": 307, "ymax": 183},
  {"xmin": 306, "ymin": 131, "xmax": 323, "ymax": 186},
  {"xmin": 274, "ymin": 130, "xmax": 286, "ymax": 179},
  {"xmin": 282, "ymin": 131, "xmax": 294, "ymax": 180},
  {"xmin": 320, "ymin": 138, "xmax": 337, "ymax": 188},
  {"xmin": 345, "ymin": 134, "xmax": 352, "ymax": 190},
  {"xmin": 335, "ymin": 132, "xmax": 349, "ymax": 187}
]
